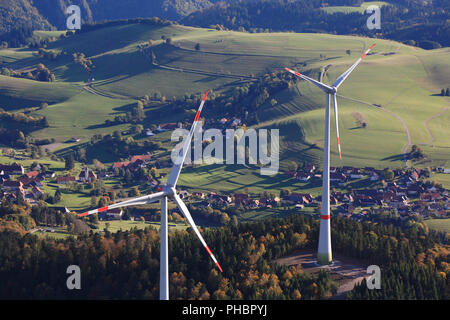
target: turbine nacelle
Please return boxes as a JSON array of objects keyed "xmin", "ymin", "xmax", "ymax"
[{"xmin": 285, "ymin": 44, "xmax": 375, "ymax": 160}]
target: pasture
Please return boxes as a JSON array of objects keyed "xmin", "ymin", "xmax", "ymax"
[{"xmin": 0, "ymin": 22, "xmax": 448, "ymax": 189}]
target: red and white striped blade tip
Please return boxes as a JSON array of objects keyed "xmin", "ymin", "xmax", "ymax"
[
  {"xmin": 337, "ymin": 138, "xmax": 342, "ymax": 160},
  {"xmin": 78, "ymin": 206, "xmax": 108, "ymax": 217},
  {"xmin": 361, "ymin": 44, "xmax": 376, "ymax": 59},
  {"xmin": 202, "ymin": 90, "xmax": 210, "ymax": 101},
  {"xmin": 205, "ymin": 245, "xmax": 223, "ymax": 272},
  {"xmin": 285, "ymin": 67, "xmax": 300, "ymax": 76}
]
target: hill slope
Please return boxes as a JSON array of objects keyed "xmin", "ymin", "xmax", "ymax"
[
  {"xmin": 1, "ymin": 0, "xmax": 214, "ymax": 36},
  {"xmin": 1, "ymin": 22, "xmax": 449, "ymax": 172}
]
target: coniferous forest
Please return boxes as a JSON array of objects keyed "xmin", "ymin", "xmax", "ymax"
[{"xmin": 0, "ymin": 213, "xmax": 448, "ymax": 299}]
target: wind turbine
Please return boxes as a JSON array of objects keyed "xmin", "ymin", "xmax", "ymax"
[
  {"xmin": 77, "ymin": 90, "xmax": 223, "ymax": 299},
  {"xmin": 285, "ymin": 44, "xmax": 375, "ymax": 265}
]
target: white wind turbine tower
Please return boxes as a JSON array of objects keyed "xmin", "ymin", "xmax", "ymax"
[
  {"xmin": 285, "ymin": 44, "xmax": 375, "ymax": 265},
  {"xmin": 78, "ymin": 90, "xmax": 223, "ymax": 299}
]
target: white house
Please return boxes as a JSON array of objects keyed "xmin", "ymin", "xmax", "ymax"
[
  {"xmin": 296, "ymin": 172, "xmax": 311, "ymax": 182},
  {"xmin": 106, "ymin": 208, "xmax": 123, "ymax": 220}
]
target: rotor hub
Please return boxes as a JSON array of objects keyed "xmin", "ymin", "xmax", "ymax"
[{"xmin": 162, "ymin": 185, "xmax": 176, "ymax": 198}]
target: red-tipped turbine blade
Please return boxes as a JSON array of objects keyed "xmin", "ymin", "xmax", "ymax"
[
  {"xmin": 337, "ymin": 137, "xmax": 342, "ymax": 160},
  {"xmin": 173, "ymin": 193, "xmax": 223, "ymax": 272},
  {"xmin": 332, "ymin": 94, "xmax": 342, "ymax": 160},
  {"xmin": 333, "ymin": 44, "xmax": 375, "ymax": 88},
  {"xmin": 77, "ymin": 192, "xmax": 165, "ymax": 217},
  {"xmin": 78, "ymin": 206, "xmax": 109, "ymax": 217},
  {"xmin": 285, "ymin": 67, "xmax": 333, "ymax": 93},
  {"xmin": 167, "ymin": 90, "xmax": 209, "ymax": 188}
]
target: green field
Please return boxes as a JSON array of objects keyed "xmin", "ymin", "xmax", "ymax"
[
  {"xmin": 98, "ymin": 220, "xmax": 188, "ymax": 232},
  {"xmin": 430, "ymin": 173, "xmax": 450, "ymax": 189},
  {"xmin": 1, "ymin": 22, "xmax": 449, "ymax": 194},
  {"xmin": 424, "ymin": 219, "xmax": 450, "ymax": 234}
]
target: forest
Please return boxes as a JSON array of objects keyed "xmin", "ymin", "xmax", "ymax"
[
  {"xmin": 0, "ymin": 205, "xmax": 448, "ymax": 299},
  {"xmin": 2, "ymin": 1, "xmax": 449, "ymax": 48},
  {"xmin": 182, "ymin": 0, "xmax": 450, "ymax": 48}
]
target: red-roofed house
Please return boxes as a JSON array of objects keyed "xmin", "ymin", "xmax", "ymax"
[
  {"xmin": 18, "ymin": 177, "xmax": 42, "ymax": 188},
  {"xmin": 131, "ymin": 154, "xmax": 151, "ymax": 163},
  {"xmin": 25, "ymin": 171, "xmax": 40, "ymax": 178},
  {"xmin": 419, "ymin": 193, "xmax": 442, "ymax": 202},
  {"xmin": 113, "ymin": 161, "xmax": 130, "ymax": 169}
]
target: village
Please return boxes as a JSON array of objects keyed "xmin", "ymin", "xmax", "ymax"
[{"xmin": 0, "ymin": 154, "xmax": 448, "ymax": 226}]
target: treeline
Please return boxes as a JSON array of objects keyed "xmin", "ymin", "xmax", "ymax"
[
  {"xmin": 0, "ymin": 211, "xmax": 447, "ymax": 299},
  {"xmin": 0, "ymin": 200, "xmax": 84, "ymax": 232},
  {"xmin": 0, "ymin": 0, "xmax": 52, "ymax": 47},
  {"xmin": 0, "ymin": 110, "xmax": 49, "ymax": 132},
  {"xmin": 74, "ymin": 17, "xmax": 173, "ymax": 35},
  {"xmin": 0, "ymin": 109, "xmax": 49, "ymax": 147},
  {"xmin": 166, "ymin": 71, "xmax": 290, "ymax": 125},
  {"xmin": 0, "ymin": 23, "xmax": 35, "ymax": 48},
  {"xmin": 33, "ymin": 0, "xmax": 210, "ymax": 29},
  {"xmin": 72, "ymin": 130, "xmax": 161, "ymax": 163},
  {"xmin": 182, "ymin": 0, "xmax": 450, "ymax": 48},
  {"xmin": 0, "ymin": 63, "xmax": 55, "ymax": 82}
]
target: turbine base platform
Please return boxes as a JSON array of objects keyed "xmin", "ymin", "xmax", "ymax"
[{"xmin": 317, "ymin": 252, "xmax": 333, "ymax": 265}]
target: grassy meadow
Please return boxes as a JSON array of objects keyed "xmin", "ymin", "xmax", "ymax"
[{"xmin": 0, "ymin": 22, "xmax": 449, "ymax": 195}]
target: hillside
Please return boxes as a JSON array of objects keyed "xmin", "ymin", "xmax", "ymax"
[
  {"xmin": 0, "ymin": 0, "xmax": 52, "ymax": 33},
  {"xmin": 0, "ymin": 0, "xmax": 214, "ymax": 38},
  {"xmin": 0, "ymin": 22, "xmax": 449, "ymax": 179},
  {"xmin": 182, "ymin": 0, "xmax": 450, "ymax": 48}
]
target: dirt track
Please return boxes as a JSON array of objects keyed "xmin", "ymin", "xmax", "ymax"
[{"xmin": 275, "ymin": 250, "xmax": 370, "ymax": 299}]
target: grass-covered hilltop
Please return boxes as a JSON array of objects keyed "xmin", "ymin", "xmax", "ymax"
[{"xmin": 1, "ymin": 20, "xmax": 449, "ymax": 169}]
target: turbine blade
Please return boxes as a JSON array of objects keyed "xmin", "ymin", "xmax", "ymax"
[
  {"xmin": 333, "ymin": 44, "xmax": 375, "ymax": 88},
  {"xmin": 173, "ymin": 194, "xmax": 223, "ymax": 272},
  {"xmin": 78, "ymin": 191, "xmax": 165, "ymax": 217},
  {"xmin": 332, "ymin": 94, "xmax": 342, "ymax": 160},
  {"xmin": 167, "ymin": 90, "xmax": 209, "ymax": 187},
  {"xmin": 285, "ymin": 67, "xmax": 332, "ymax": 93}
]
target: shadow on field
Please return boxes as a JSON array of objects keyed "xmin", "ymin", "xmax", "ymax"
[{"xmin": 381, "ymin": 153, "xmax": 405, "ymax": 162}]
